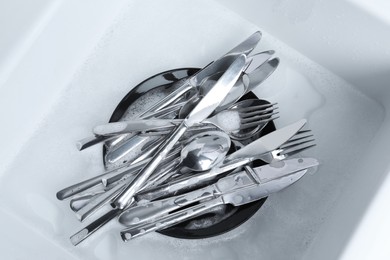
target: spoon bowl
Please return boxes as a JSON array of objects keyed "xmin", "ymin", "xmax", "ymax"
[
  {"xmin": 181, "ymin": 130, "xmax": 231, "ymax": 172},
  {"xmin": 145, "ymin": 130, "xmax": 231, "ymax": 187}
]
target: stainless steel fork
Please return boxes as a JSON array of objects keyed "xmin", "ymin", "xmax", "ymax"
[{"xmin": 260, "ymin": 130, "xmax": 315, "ymax": 163}]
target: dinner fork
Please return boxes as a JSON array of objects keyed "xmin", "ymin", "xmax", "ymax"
[{"xmin": 260, "ymin": 130, "xmax": 315, "ymax": 163}]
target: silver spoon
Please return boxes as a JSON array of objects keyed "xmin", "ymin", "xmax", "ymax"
[{"xmin": 144, "ymin": 130, "xmax": 231, "ymax": 188}]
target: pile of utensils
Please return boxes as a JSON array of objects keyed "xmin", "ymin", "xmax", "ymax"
[{"xmin": 56, "ymin": 31, "xmax": 319, "ymax": 245}]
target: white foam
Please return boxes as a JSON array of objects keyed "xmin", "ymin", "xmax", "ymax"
[{"xmin": 215, "ymin": 110, "xmax": 241, "ymax": 132}]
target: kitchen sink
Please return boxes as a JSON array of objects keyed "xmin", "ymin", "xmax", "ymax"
[{"xmin": 0, "ymin": 0, "xmax": 389, "ymax": 259}]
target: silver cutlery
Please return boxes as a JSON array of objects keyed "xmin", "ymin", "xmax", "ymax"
[
  {"xmin": 73, "ymin": 131, "xmax": 231, "ymax": 222},
  {"xmin": 103, "ymin": 53, "xmax": 277, "ymax": 164},
  {"xmin": 69, "ymin": 54, "xmax": 247, "ymax": 245},
  {"xmin": 57, "ymin": 31, "xmax": 321, "ymax": 247},
  {"xmin": 143, "ymin": 131, "xmax": 231, "ymax": 188},
  {"xmin": 113, "ymin": 55, "xmax": 247, "ymax": 209},
  {"xmin": 92, "ymin": 100, "xmax": 278, "ymax": 138},
  {"xmin": 120, "ymin": 157, "xmax": 319, "ymax": 240},
  {"xmin": 57, "ymin": 138, "xmax": 183, "ymax": 200},
  {"xmin": 76, "ymin": 31, "xmax": 262, "ymax": 152},
  {"xmin": 118, "ymin": 158, "xmax": 318, "ymax": 227},
  {"xmin": 136, "ymin": 119, "xmax": 312, "ymax": 201},
  {"xmin": 177, "ymin": 54, "xmax": 279, "ymax": 118}
]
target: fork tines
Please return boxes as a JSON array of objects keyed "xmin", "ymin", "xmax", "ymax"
[
  {"xmin": 239, "ymin": 103, "xmax": 279, "ymax": 130},
  {"xmin": 279, "ymin": 130, "xmax": 316, "ymax": 157}
]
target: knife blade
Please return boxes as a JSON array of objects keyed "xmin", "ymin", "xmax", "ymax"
[
  {"xmin": 244, "ymin": 50, "xmax": 275, "ymax": 74},
  {"xmin": 245, "ymin": 57, "xmax": 280, "ymax": 93},
  {"xmin": 69, "ymin": 54, "xmax": 247, "ymax": 246},
  {"xmin": 136, "ymin": 119, "xmax": 307, "ymax": 202},
  {"xmin": 225, "ymin": 119, "xmax": 306, "ymax": 161},
  {"xmin": 120, "ymin": 158, "xmax": 318, "ymax": 240},
  {"xmin": 118, "ymin": 158, "xmax": 318, "ymax": 227}
]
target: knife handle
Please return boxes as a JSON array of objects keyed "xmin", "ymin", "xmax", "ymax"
[
  {"xmin": 119, "ymin": 184, "xmax": 217, "ymax": 227},
  {"xmin": 120, "ymin": 197, "xmax": 223, "ymax": 241}
]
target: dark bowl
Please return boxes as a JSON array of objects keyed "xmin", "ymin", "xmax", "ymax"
[{"xmin": 103, "ymin": 68, "xmax": 275, "ymax": 239}]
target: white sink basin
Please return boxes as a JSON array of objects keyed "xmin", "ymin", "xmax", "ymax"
[{"xmin": 1, "ymin": 1, "xmax": 389, "ymax": 259}]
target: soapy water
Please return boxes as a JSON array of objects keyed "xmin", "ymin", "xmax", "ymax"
[
  {"xmin": 215, "ymin": 110, "xmax": 241, "ymax": 132},
  {"xmin": 184, "ymin": 204, "xmax": 237, "ymax": 230},
  {"xmin": 121, "ymin": 87, "xmax": 168, "ymax": 121},
  {"xmin": 104, "ymin": 85, "xmax": 169, "ymax": 170},
  {"xmin": 0, "ymin": 1, "xmax": 385, "ymax": 259}
]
